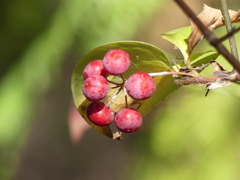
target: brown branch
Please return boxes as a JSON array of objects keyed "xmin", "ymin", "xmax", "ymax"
[
  {"xmin": 174, "ymin": 76, "xmax": 218, "ymax": 85},
  {"xmin": 218, "ymin": 27, "xmax": 240, "ymax": 43},
  {"xmin": 174, "ymin": 73, "xmax": 240, "ymax": 86},
  {"xmin": 174, "ymin": 0, "xmax": 240, "ymax": 75}
]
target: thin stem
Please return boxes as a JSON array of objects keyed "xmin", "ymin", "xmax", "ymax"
[
  {"xmin": 218, "ymin": 27, "xmax": 240, "ymax": 43},
  {"xmin": 174, "ymin": 0, "xmax": 240, "ymax": 74},
  {"xmin": 220, "ymin": 0, "xmax": 239, "ymax": 74},
  {"xmin": 123, "ymin": 87, "xmax": 128, "ymax": 108},
  {"xmin": 107, "ymin": 79, "xmax": 123, "ymax": 86},
  {"xmin": 107, "ymin": 87, "xmax": 123, "ymax": 106},
  {"xmin": 220, "ymin": 0, "xmax": 239, "ymax": 61},
  {"xmin": 148, "ymin": 71, "xmax": 192, "ymax": 77}
]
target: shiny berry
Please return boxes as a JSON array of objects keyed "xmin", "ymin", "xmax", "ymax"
[
  {"xmin": 114, "ymin": 108, "xmax": 142, "ymax": 133},
  {"xmin": 103, "ymin": 49, "xmax": 130, "ymax": 75},
  {"xmin": 82, "ymin": 75, "xmax": 108, "ymax": 101},
  {"xmin": 125, "ymin": 72, "xmax": 155, "ymax": 100},
  {"xmin": 86, "ymin": 102, "xmax": 114, "ymax": 126},
  {"xmin": 83, "ymin": 60, "xmax": 107, "ymax": 79}
]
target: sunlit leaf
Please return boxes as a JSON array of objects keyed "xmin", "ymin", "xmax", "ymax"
[
  {"xmin": 71, "ymin": 41, "xmax": 181, "ymax": 139},
  {"xmin": 161, "ymin": 26, "xmax": 191, "ymax": 62},
  {"xmin": 191, "ymin": 50, "xmax": 219, "ymax": 66}
]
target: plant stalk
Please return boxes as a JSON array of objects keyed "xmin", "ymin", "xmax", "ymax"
[
  {"xmin": 220, "ymin": 0, "xmax": 239, "ymax": 61},
  {"xmin": 220, "ymin": 0, "xmax": 239, "ymax": 74}
]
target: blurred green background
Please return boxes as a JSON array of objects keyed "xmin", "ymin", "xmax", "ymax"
[{"xmin": 0, "ymin": 0, "xmax": 240, "ymax": 179}]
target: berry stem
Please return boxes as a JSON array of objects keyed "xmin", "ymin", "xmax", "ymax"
[
  {"xmin": 107, "ymin": 79, "xmax": 123, "ymax": 86},
  {"xmin": 107, "ymin": 75, "xmax": 126, "ymax": 87},
  {"xmin": 107, "ymin": 87, "xmax": 123, "ymax": 106},
  {"xmin": 123, "ymin": 87, "xmax": 129, "ymax": 108},
  {"xmin": 120, "ymin": 75, "xmax": 125, "ymax": 82},
  {"xmin": 148, "ymin": 71, "xmax": 192, "ymax": 77},
  {"xmin": 110, "ymin": 85, "xmax": 123, "ymax": 89}
]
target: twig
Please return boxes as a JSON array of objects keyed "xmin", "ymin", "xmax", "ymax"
[
  {"xmin": 218, "ymin": 27, "xmax": 240, "ymax": 43},
  {"xmin": 174, "ymin": 73, "xmax": 240, "ymax": 86},
  {"xmin": 148, "ymin": 71, "xmax": 192, "ymax": 77},
  {"xmin": 220, "ymin": 0, "xmax": 239, "ymax": 60},
  {"xmin": 174, "ymin": 0, "xmax": 240, "ymax": 75},
  {"xmin": 220, "ymin": 0, "xmax": 239, "ymax": 74},
  {"xmin": 174, "ymin": 76, "xmax": 219, "ymax": 85}
]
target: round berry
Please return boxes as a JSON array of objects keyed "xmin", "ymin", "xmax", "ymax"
[
  {"xmin": 83, "ymin": 60, "xmax": 108, "ymax": 79},
  {"xmin": 125, "ymin": 72, "xmax": 155, "ymax": 100},
  {"xmin": 114, "ymin": 108, "xmax": 142, "ymax": 133},
  {"xmin": 82, "ymin": 75, "xmax": 108, "ymax": 101},
  {"xmin": 103, "ymin": 49, "xmax": 130, "ymax": 75},
  {"xmin": 86, "ymin": 102, "xmax": 114, "ymax": 126}
]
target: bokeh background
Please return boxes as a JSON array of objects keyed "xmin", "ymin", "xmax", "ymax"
[{"xmin": 1, "ymin": 0, "xmax": 240, "ymax": 179}]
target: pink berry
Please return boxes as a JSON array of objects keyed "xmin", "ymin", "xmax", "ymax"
[
  {"xmin": 86, "ymin": 102, "xmax": 114, "ymax": 126},
  {"xmin": 114, "ymin": 108, "xmax": 142, "ymax": 133},
  {"xmin": 103, "ymin": 49, "xmax": 130, "ymax": 75},
  {"xmin": 125, "ymin": 72, "xmax": 155, "ymax": 100},
  {"xmin": 83, "ymin": 60, "xmax": 107, "ymax": 79},
  {"xmin": 82, "ymin": 75, "xmax": 108, "ymax": 101}
]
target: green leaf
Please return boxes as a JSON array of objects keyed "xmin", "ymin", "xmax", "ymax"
[
  {"xmin": 190, "ymin": 50, "xmax": 219, "ymax": 67},
  {"xmin": 161, "ymin": 26, "xmax": 191, "ymax": 62},
  {"xmin": 71, "ymin": 41, "xmax": 181, "ymax": 139}
]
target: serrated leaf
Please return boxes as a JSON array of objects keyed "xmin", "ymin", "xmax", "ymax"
[
  {"xmin": 190, "ymin": 50, "xmax": 219, "ymax": 67},
  {"xmin": 161, "ymin": 26, "xmax": 191, "ymax": 62},
  {"xmin": 71, "ymin": 41, "xmax": 181, "ymax": 139}
]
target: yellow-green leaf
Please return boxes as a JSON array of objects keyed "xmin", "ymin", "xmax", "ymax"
[
  {"xmin": 161, "ymin": 26, "xmax": 191, "ymax": 63},
  {"xmin": 190, "ymin": 50, "xmax": 219, "ymax": 66}
]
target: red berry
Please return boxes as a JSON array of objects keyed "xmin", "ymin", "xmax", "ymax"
[
  {"xmin": 103, "ymin": 49, "xmax": 130, "ymax": 75},
  {"xmin": 125, "ymin": 72, "xmax": 155, "ymax": 100},
  {"xmin": 114, "ymin": 108, "xmax": 142, "ymax": 133},
  {"xmin": 82, "ymin": 75, "xmax": 108, "ymax": 101},
  {"xmin": 83, "ymin": 60, "xmax": 107, "ymax": 79},
  {"xmin": 86, "ymin": 102, "xmax": 114, "ymax": 126}
]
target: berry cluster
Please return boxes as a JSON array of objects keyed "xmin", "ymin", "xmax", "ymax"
[{"xmin": 82, "ymin": 49, "xmax": 156, "ymax": 133}]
